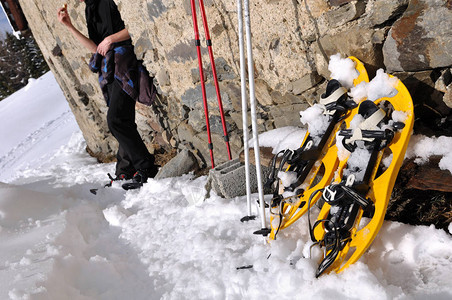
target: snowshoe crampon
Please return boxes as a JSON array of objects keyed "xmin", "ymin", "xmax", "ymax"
[
  {"xmin": 310, "ymin": 76, "xmax": 414, "ymax": 277},
  {"xmin": 268, "ymin": 57, "xmax": 369, "ymax": 240}
]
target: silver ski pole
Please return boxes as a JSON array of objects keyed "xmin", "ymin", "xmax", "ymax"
[
  {"xmin": 243, "ymin": 0, "xmax": 268, "ymax": 234},
  {"xmin": 237, "ymin": 0, "xmax": 253, "ymax": 221}
]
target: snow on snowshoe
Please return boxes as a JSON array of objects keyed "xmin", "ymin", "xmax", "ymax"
[
  {"xmin": 309, "ymin": 75, "xmax": 414, "ymax": 277},
  {"xmin": 267, "ymin": 56, "xmax": 369, "ymax": 240}
]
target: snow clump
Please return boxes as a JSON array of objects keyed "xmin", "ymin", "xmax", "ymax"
[
  {"xmin": 405, "ymin": 135, "xmax": 452, "ymax": 174},
  {"xmin": 349, "ymin": 69, "xmax": 398, "ymax": 102},
  {"xmin": 299, "ymin": 104, "xmax": 330, "ymax": 144},
  {"xmin": 328, "ymin": 53, "xmax": 359, "ymax": 89}
]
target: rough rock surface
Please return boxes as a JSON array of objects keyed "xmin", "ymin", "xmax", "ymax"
[
  {"xmin": 155, "ymin": 149, "xmax": 199, "ymax": 179},
  {"xmin": 367, "ymin": 0, "xmax": 409, "ymax": 27},
  {"xmin": 383, "ymin": 0, "xmax": 452, "ymax": 72}
]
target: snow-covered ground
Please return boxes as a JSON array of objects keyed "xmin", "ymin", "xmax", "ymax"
[{"xmin": 0, "ymin": 71, "xmax": 451, "ymax": 299}]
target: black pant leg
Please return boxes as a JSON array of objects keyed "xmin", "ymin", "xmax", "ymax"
[
  {"xmin": 106, "ymin": 80, "xmax": 155, "ymax": 174},
  {"xmin": 115, "ymin": 144, "xmax": 136, "ymax": 177}
]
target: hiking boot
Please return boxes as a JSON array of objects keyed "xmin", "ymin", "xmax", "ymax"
[
  {"xmin": 122, "ymin": 166, "xmax": 159, "ymax": 190},
  {"xmin": 136, "ymin": 167, "xmax": 159, "ymax": 182}
]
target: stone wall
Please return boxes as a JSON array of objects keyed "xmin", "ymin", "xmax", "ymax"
[{"xmin": 18, "ymin": 0, "xmax": 452, "ymax": 167}]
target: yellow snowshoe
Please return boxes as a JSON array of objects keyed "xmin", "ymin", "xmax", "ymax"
[
  {"xmin": 309, "ymin": 76, "xmax": 414, "ymax": 277},
  {"xmin": 267, "ymin": 57, "xmax": 369, "ymax": 240}
]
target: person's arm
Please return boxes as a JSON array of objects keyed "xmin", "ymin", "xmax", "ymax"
[
  {"xmin": 97, "ymin": 29, "xmax": 131, "ymax": 56},
  {"xmin": 57, "ymin": 5, "xmax": 97, "ymax": 53}
]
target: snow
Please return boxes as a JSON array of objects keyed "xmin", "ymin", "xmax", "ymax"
[
  {"xmin": 278, "ymin": 170, "xmax": 298, "ymax": 188},
  {"xmin": 328, "ymin": 53, "xmax": 359, "ymax": 89},
  {"xmin": 300, "ymin": 104, "xmax": 330, "ymax": 144},
  {"xmin": 252, "ymin": 126, "xmax": 306, "ymax": 154},
  {"xmin": 349, "ymin": 69, "xmax": 398, "ymax": 102},
  {"xmin": 392, "ymin": 110, "xmax": 408, "ymax": 123},
  {"xmin": 405, "ymin": 134, "xmax": 452, "ymax": 174},
  {"xmin": 0, "ymin": 72, "xmax": 451, "ymax": 299},
  {"xmin": 343, "ymin": 147, "xmax": 372, "ymax": 182},
  {"xmin": 0, "ymin": 73, "xmax": 78, "ymax": 181}
]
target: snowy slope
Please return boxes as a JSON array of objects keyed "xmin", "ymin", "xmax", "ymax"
[
  {"xmin": 0, "ymin": 72, "xmax": 451, "ymax": 299},
  {"xmin": 0, "ymin": 73, "xmax": 79, "ymax": 181}
]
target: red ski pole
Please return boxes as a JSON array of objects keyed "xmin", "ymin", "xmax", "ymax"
[
  {"xmin": 190, "ymin": 0, "xmax": 215, "ymax": 168},
  {"xmin": 197, "ymin": 0, "xmax": 232, "ymax": 160}
]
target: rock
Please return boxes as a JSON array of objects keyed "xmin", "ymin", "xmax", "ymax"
[
  {"xmin": 305, "ymin": 81, "xmax": 328, "ymax": 106},
  {"xmin": 366, "ymin": 0, "xmax": 409, "ymax": 27},
  {"xmin": 146, "ymin": 0, "xmax": 167, "ymax": 22},
  {"xmin": 51, "ymin": 44, "xmax": 62, "ymax": 57},
  {"xmin": 194, "ymin": 131, "xmax": 242, "ymax": 167},
  {"xmin": 396, "ymin": 71, "xmax": 450, "ymax": 118},
  {"xmin": 303, "ymin": 0, "xmax": 330, "ymax": 18},
  {"xmin": 264, "ymin": 119, "xmax": 275, "ymax": 131},
  {"xmin": 209, "ymin": 115, "xmax": 236, "ymax": 135},
  {"xmin": 254, "ymin": 79, "xmax": 274, "ymax": 106},
  {"xmin": 188, "ymin": 108, "xmax": 235, "ymax": 134},
  {"xmin": 177, "ymin": 121, "xmax": 197, "ymax": 144},
  {"xmin": 205, "ymin": 57, "xmax": 237, "ymax": 81},
  {"xmin": 221, "ymin": 82, "xmax": 242, "ymax": 112},
  {"xmin": 229, "ymin": 112, "xmax": 251, "ymax": 131},
  {"xmin": 329, "ymin": 0, "xmax": 353, "ymax": 6},
  {"xmin": 191, "ymin": 67, "xmax": 205, "ymax": 84},
  {"xmin": 155, "ymin": 149, "xmax": 199, "ymax": 179},
  {"xmin": 208, "ymin": 146, "xmax": 279, "ymax": 198},
  {"xmin": 181, "ymin": 82, "xmax": 232, "ymax": 113},
  {"xmin": 162, "ymin": 130, "xmax": 173, "ymax": 145},
  {"xmin": 166, "ymin": 42, "xmax": 197, "ymax": 63},
  {"xmin": 288, "ymin": 72, "xmax": 323, "ymax": 95},
  {"xmin": 270, "ymin": 89, "xmax": 307, "ymax": 106},
  {"xmin": 270, "ymin": 90, "xmax": 284, "ymax": 104},
  {"xmin": 239, "ymin": 147, "xmax": 275, "ymax": 168},
  {"xmin": 371, "ymin": 29, "xmax": 386, "ymax": 45},
  {"xmin": 178, "ymin": 121, "xmax": 242, "ymax": 168},
  {"xmin": 395, "ymin": 70, "xmax": 452, "ymax": 136},
  {"xmin": 167, "ymin": 96, "xmax": 188, "ymax": 123},
  {"xmin": 133, "ymin": 35, "xmax": 154, "ymax": 60},
  {"xmin": 169, "ymin": 137, "xmax": 177, "ymax": 148},
  {"xmin": 444, "ymin": 85, "xmax": 452, "ymax": 109},
  {"xmin": 325, "ymin": 1, "xmax": 366, "ymax": 28},
  {"xmin": 268, "ymin": 103, "xmax": 310, "ymax": 128},
  {"xmin": 435, "ymin": 69, "xmax": 452, "ymax": 93},
  {"xmin": 279, "ymin": 93, "xmax": 306, "ymax": 106},
  {"xmin": 155, "ymin": 69, "xmax": 170, "ymax": 87},
  {"xmin": 188, "ymin": 109, "xmax": 206, "ymax": 132},
  {"xmin": 383, "ymin": 0, "xmax": 452, "ymax": 72},
  {"xmin": 312, "ymin": 25, "xmax": 384, "ymax": 78}
]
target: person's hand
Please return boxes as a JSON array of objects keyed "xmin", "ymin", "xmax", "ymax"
[
  {"xmin": 97, "ymin": 36, "xmax": 113, "ymax": 56},
  {"xmin": 57, "ymin": 4, "xmax": 72, "ymax": 27}
]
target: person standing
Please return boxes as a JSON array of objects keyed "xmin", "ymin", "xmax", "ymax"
[{"xmin": 57, "ymin": 0, "xmax": 159, "ymax": 189}]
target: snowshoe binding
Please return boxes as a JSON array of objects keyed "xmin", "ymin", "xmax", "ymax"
[
  {"xmin": 267, "ymin": 56, "xmax": 369, "ymax": 240},
  {"xmin": 309, "ymin": 76, "xmax": 414, "ymax": 277}
]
